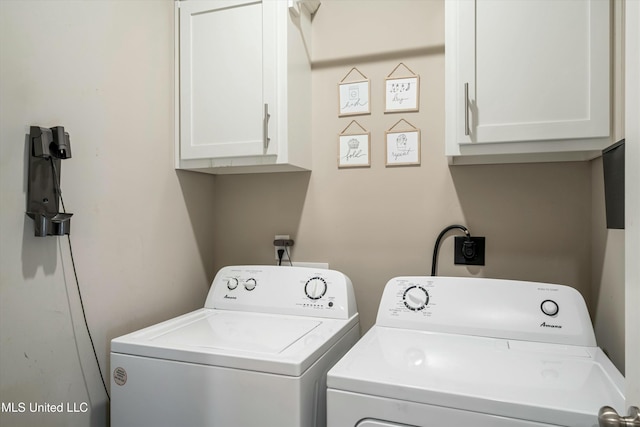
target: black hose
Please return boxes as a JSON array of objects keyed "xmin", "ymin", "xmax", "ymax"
[{"xmin": 431, "ymin": 224, "xmax": 470, "ymax": 276}]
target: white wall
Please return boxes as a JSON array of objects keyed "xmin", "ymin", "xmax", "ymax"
[
  {"xmin": 0, "ymin": 2, "xmax": 216, "ymax": 426},
  {"xmin": 625, "ymin": 0, "xmax": 640, "ymax": 405},
  {"xmin": 589, "ymin": 0, "xmax": 627, "ymax": 373},
  {"xmin": 591, "ymin": 158, "xmax": 625, "ymax": 372}
]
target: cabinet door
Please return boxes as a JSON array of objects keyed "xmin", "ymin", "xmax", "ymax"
[
  {"xmin": 178, "ymin": 0, "xmax": 276, "ymax": 160},
  {"xmin": 452, "ymin": 0, "xmax": 609, "ymax": 146}
]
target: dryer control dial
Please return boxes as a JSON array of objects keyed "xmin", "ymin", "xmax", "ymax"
[
  {"xmin": 244, "ymin": 278, "xmax": 257, "ymax": 291},
  {"xmin": 403, "ymin": 286, "xmax": 429, "ymax": 311},
  {"xmin": 305, "ymin": 277, "xmax": 327, "ymax": 300},
  {"xmin": 226, "ymin": 277, "xmax": 239, "ymax": 290}
]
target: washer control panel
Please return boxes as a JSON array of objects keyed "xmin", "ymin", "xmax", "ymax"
[
  {"xmin": 205, "ymin": 265, "xmax": 357, "ymax": 319},
  {"xmin": 376, "ymin": 276, "xmax": 596, "ymax": 347},
  {"xmin": 403, "ymin": 285, "xmax": 430, "ymax": 311}
]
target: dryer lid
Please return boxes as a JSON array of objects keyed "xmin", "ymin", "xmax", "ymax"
[{"xmin": 327, "ymin": 326, "xmax": 625, "ymax": 426}]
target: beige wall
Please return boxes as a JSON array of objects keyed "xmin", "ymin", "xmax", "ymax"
[
  {"xmin": 212, "ymin": 0, "xmax": 596, "ymax": 337},
  {"xmin": 0, "ymin": 2, "xmax": 627, "ymax": 427},
  {"xmin": 0, "ymin": 2, "xmax": 216, "ymax": 427}
]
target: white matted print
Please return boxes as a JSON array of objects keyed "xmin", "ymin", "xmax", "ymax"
[
  {"xmin": 338, "ymin": 133, "xmax": 370, "ymax": 168},
  {"xmin": 338, "ymin": 80, "xmax": 370, "ymax": 116},
  {"xmin": 385, "ymin": 130, "xmax": 420, "ymax": 166},
  {"xmin": 385, "ymin": 76, "xmax": 419, "ymax": 113}
]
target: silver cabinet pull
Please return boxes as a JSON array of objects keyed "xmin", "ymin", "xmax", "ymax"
[
  {"xmin": 598, "ymin": 406, "xmax": 640, "ymax": 426},
  {"xmin": 263, "ymin": 103, "xmax": 271, "ymax": 150},
  {"xmin": 464, "ymin": 82, "xmax": 470, "ymax": 136}
]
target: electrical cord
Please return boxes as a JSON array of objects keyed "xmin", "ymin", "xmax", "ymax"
[
  {"xmin": 276, "ymin": 247, "xmax": 293, "ymax": 266},
  {"xmin": 50, "ymin": 158, "xmax": 111, "ymax": 402},
  {"xmin": 274, "ymin": 238, "xmax": 294, "ymax": 266},
  {"xmin": 431, "ymin": 224, "xmax": 470, "ymax": 276},
  {"xmin": 284, "ymin": 245, "xmax": 293, "ymax": 266}
]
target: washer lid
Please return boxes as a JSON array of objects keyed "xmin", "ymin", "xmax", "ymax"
[
  {"xmin": 150, "ymin": 311, "xmax": 320, "ymax": 354},
  {"xmin": 327, "ymin": 326, "xmax": 625, "ymax": 426},
  {"xmin": 112, "ymin": 308, "xmax": 357, "ymax": 376}
]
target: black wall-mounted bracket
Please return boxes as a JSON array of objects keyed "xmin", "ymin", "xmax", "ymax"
[{"xmin": 26, "ymin": 126, "xmax": 73, "ymax": 237}]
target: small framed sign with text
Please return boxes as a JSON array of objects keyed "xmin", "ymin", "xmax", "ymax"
[
  {"xmin": 338, "ymin": 120, "xmax": 371, "ymax": 168},
  {"xmin": 384, "ymin": 63, "xmax": 420, "ymax": 113},
  {"xmin": 385, "ymin": 119, "xmax": 421, "ymax": 166},
  {"xmin": 338, "ymin": 67, "xmax": 371, "ymax": 117}
]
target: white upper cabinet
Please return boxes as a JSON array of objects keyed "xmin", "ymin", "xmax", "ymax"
[
  {"xmin": 175, "ymin": 0, "xmax": 313, "ymax": 174},
  {"xmin": 445, "ymin": 0, "xmax": 611, "ymax": 165}
]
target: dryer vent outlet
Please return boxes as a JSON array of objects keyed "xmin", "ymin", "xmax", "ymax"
[{"xmin": 454, "ymin": 236, "xmax": 485, "ymax": 266}]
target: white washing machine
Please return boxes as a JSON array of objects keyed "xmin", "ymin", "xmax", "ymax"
[
  {"xmin": 111, "ymin": 265, "xmax": 359, "ymax": 427},
  {"xmin": 327, "ymin": 276, "xmax": 625, "ymax": 427}
]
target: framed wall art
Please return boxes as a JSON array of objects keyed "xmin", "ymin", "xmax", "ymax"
[
  {"xmin": 338, "ymin": 67, "xmax": 371, "ymax": 117},
  {"xmin": 338, "ymin": 120, "xmax": 370, "ymax": 168},
  {"xmin": 384, "ymin": 63, "xmax": 420, "ymax": 113},
  {"xmin": 385, "ymin": 119, "xmax": 421, "ymax": 166}
]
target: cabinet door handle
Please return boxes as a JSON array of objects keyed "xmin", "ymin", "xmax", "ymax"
[
  {"xmin": 598, "ymin": 406, "xmax": 640, "ymax": 426},
  {"xmin": 263, "ymin": 103, "xmax": 271, "ymax": 150},
  {"xmin": 464, "ymin": 82, "xmax": 470, "ymax": 136}
]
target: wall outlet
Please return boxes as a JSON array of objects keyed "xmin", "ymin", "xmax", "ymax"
[
  {"xmin": 274, "ymin": 234, "xmax": 293, "ymax": 262},
  {"xmin": 454, "ymin": 236, "xmax": 485, "ymax": 266}
]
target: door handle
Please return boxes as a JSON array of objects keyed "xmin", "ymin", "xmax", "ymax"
[
  {"xmin": 464, "ymin": 82, "xmax": 470, "ymax": 136},
  {"xmin": 598, "ymin": 406, "xmax": 640, "ymax": 426},
  {"xmin": 263, "ymin": 103, "xmax": 271, "ymax": 150}
]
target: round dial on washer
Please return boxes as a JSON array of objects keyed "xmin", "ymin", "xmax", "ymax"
[
  {"xmin": 226, "ymin": 277, "xmax": 239, "ymax": 290},
  {"xmin": 305, "ymin": 277, "xmax": 327, "ymax": 300},
  {"xmin": 541, "ymin": 299, "xmax": 559, "ymax": 316},
  {"xmin": 244, "ymin": 278, "xmax": 257, "ymax": 291},
  {"xmin": 403, "ymin": 286, "xmax": 429, "ymax": 311}
]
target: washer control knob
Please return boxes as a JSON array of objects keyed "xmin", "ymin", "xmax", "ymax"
[
  {"xmin": 541, "ymin": 300, "xmax": 559, "ymax": 316},
  {"xmin": 226, "ymin": 277, "xmax": 239, "ymax": 290},
  {"xmin": 244, "ymin": 278, "xmax": 257, "ymax": 291},
  {"xmin": 403, "ymin": 286, "xmax": 429, "ymax": 311},
  {"xmin": 305, "ymin": 277, "xmax": 327, "ymax": 300}
]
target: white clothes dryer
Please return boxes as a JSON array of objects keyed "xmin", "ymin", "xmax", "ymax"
[
  {"xmin": 327, "ymin": 276, "xmax": 624, "ymax": 427},
  {"xmin": 111, "ymin": 265, "xmax": 359, "ymax": 427}
]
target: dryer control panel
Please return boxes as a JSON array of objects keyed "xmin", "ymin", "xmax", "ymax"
[
  {"xmin": 376, "ymin": 276, "xmax": 596, "ymax": 347},
  {"xmin": 205, "ymin": 266, "xmax": 357, "ymax": 319}
]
